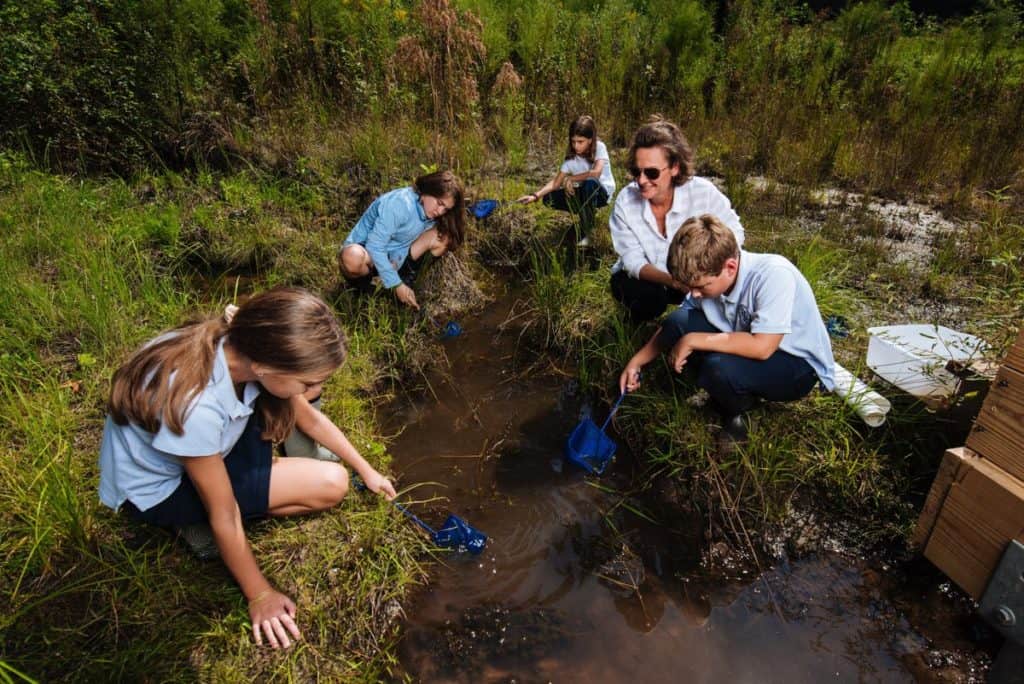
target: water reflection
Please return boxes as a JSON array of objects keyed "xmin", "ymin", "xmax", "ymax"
[{"xmin": 383, "ymin": 291, "xmax": 988, "ymax": 683}]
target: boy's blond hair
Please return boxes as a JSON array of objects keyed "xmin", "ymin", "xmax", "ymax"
[{"xmin": 666, "ymin": 214, "xmax": 739, "ymax": 284}]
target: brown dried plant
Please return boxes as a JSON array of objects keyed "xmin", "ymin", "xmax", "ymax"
[
  {"xmin": 391, "ymin": 0, "xmax": 486, "ymax": 130},
  {"xmin": 493, "ymin": 61, "xmax": 523, "ymax": 96}
]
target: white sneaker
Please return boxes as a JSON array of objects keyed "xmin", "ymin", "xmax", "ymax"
[{"xmin": 283, "ymin": 429, "xmax": 340, "ymax": 461}]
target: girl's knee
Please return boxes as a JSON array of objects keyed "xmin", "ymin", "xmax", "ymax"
[
  {"xmin": 339, "ymin": 245, "xmax": 370, "ymax": 278},
  {"xmin": 319, "ymin": 463, "xmax": 349, "ymax": 508},
  {"xmin": 429, "ymin": 232, "xmax": 450, "ymax": 257},
  {"xmin": 411, "ymin": 228, "xmax": 449, "ymax": 260}
]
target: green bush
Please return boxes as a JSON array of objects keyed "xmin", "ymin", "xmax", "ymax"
[
  {"xmin": 0, "ymin": 0, "xmax": 252, "ymax": 172},
  {"xmin": 1, "ymin": 0, "xmax": 1022, "ymax": 196}
]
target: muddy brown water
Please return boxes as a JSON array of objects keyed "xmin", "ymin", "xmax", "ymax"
[{"xmin": 381, "ymin": 291, "xmax": 992, "ymax": 683}]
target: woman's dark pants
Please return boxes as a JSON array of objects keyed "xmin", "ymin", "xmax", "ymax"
[{"xmin": 610, "ymin": 270, "xmax": 685, "ymax": 323}]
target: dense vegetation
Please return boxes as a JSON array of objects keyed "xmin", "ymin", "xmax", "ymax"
[
  {"xmin": 2, "ymin": 0, "xmax": 1022, "ymax": 196},
  {"xmin": 1, "ymin": 0, "xmax": 1022, "ymax": 680}
]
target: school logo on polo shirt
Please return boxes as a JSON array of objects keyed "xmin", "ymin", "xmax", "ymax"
[{"xmin": 735, "ymin": 305, "xmax": 752, "ymax": 331}]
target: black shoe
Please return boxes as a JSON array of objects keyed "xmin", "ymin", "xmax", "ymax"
[
  {"xmin": 717, "ymin": 413, "xmax": 749, "ymax": 454},
  {"xmin": 723, "ymin": 414, "xmax": 749, "ymax": 441},
  {"xmin": 177, "ymin": 522, "xmax": 220, "ymax": 561}
]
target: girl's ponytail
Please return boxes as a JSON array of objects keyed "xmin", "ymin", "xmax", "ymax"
[{"xmin": 108, "ymin": 317, "xmax": 228, "ymax": 435}]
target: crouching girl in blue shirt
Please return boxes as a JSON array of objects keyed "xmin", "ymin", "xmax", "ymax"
[
  {"xmin": 99, "ymin": 287, "xmax": 397, "ymax": 649},
  {"xmin": 338, "ymin": 169, "xmax": 466, "ymax": 310}
]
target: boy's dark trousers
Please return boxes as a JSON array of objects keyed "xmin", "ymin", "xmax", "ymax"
[
  {"xmin": 543, "ymin": 179, "xmax": 609, "ymax": 237},
  {"xmin": 656, "ymin": 306, "xmax": 818, "ymax": 417}
]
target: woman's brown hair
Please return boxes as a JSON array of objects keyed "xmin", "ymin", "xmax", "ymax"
[
  {"xmin": 108, "ymin": 287, "xmax": 347, "ymax": 443},
  {"xmin": 414, "ymin": 169, "xmax": 466, "ymax": 252},
  {"xmin": 627, "ymin": 115, "xmax": 695, "ymax": 186}
]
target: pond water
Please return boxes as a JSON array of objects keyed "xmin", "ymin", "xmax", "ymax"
[{"xmin": 382, "ymin": 291, "xmax": 991, "ymax": 683}]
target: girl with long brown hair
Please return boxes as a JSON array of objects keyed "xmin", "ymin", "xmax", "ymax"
[
  {"xmin": 516, "ymin": 115, "xmax": 616, "ymax": 246},
  {"xmin": 99, "ymin": 287, "xmax": 396, "ymax": 649}
]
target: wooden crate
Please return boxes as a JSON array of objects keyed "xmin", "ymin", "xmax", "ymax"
[
  {"xmin": 967, "ymin": 364, "xmax": 1024, "ymax": 482},
  {"xmin": 923, "ymin": 454, "xmax": 1024, "ymax": 599},
  {"xmin": 1004, "ymin": 326, "xmax": 1024, "ymax": 373},
  {"xmin": 912, "ymin": 447, "xmax": 974, "ymax": 551}
]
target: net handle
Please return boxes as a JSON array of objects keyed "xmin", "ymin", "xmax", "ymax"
[
  {"xmin": 599, "ymin": 390, "xmax": 627, "ymax": 433},
  {"xmin": 355, "ymin": 480, "xmax": 438, "ymax": 537}
]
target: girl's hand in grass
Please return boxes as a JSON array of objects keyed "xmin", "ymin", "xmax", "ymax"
[
  {"xmin": 249, "ymin": 588, "xmax": 301, "ymax": 649},
  {"xmin": 516, "ymin": 193, "xmax": 538, "ymax": 204},
  {"xmin": 394, "ymin": 283, "xmax": 420, "ymax": 310},
  {"xmin": 362, "ymin": 469, "xmax": 397, "ymax": 500}
]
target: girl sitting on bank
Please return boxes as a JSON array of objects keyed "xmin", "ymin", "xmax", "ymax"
[
  {"xmin": 516, "ymin": 115, "xmax": 616, "ymax": 247},
  {"xmin": 99, "ymin": 287, "xmax": 396, "ymax": 649},
  {"xmin": 338, "ymin": 169, "xmax": 466, "ymax": 311}
]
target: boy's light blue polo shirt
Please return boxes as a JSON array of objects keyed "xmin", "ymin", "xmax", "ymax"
[
  {"xmin": 342, "ymin": 186, "xmax": 434, "ymax": 289},
  {"xmin": 693, "ymin": 250, "xmax": 836, "ymax": 390},
  {"xmin": 98, "ymin": 340, "xmax": 262, "ymax": 512}
]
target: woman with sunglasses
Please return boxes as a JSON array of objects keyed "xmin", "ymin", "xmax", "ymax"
[{"xmin": 609, "ymin": 117, "xmax": 745, "ymax": 321}]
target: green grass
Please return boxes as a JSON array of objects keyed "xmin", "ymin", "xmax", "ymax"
[
  {"xmin": 0, "ymin": 155, "xmax": 431, "ymax": 681},
  {"xmin": 2, "ymin": 2, "xmax": 1024, "ymax": 673}
]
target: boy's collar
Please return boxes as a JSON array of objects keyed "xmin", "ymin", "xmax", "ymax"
[{"xmin": 721, "ymin": 251, "xmax": 746, "ymax": 301}]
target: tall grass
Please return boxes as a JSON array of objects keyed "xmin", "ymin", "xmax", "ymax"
[
  {"xmin": 0, "ymin": 154, "xmax": 430, "ymax": 680},
  {"xmin": 7, "ymin": 1, "xmax": 1020, "ymax": 199}
]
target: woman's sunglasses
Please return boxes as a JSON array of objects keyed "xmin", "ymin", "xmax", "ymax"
[{"xmin": 629, "ymin": 165, "xmax": 669, "ymax": 181}]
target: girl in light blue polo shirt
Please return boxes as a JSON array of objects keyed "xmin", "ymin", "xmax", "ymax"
[
  {"xmin": 516, "ymin": 115, "xmax": 616, "ymax": 247},
  {"xmin": 339, "ymin": 169, "xmax": 466, "ymax": 311},
  {"xmin": 99, "ymin": 287, "xmax": 396, "ymax": 650}
]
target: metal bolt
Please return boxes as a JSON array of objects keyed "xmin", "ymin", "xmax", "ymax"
[{"xmin": 995, "ymin": 605, "xmax": 1016, "ymax": 627}]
